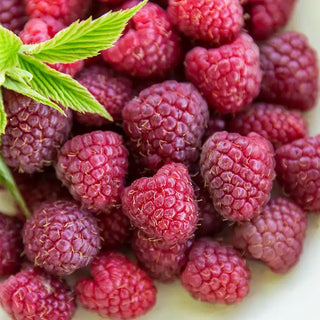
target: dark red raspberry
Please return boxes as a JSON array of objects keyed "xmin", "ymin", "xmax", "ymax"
[
  {"xmin": 168, "ymin": 0, "xmax": 243, "ymax": 46},
  {"xmin": 229, "ymin": 103, "xmax": 308, "ymax": 148},
  {"xmin": 23, "ymin": 200, "xmax": 100, "ymax": 275},
  {"xmin": 0, "ymin": 267, "xmax": 76, "ymax": 320},
  {"xmin": 200, "ymin": 131, "xmax": 275, "ymax": 221},
  {"xmin": 76, "ymin": 251, "xmax": 157, "ymax": 319},
  {"xmin": 245, "ymin": 0, "xmax": 297, "ymax": 40},
  {"xmin": 202, "ymin": 113, "xmax": 227, "ymax": 144},
  {"xmin": 122, "ymin": 163, "xmax": 198, "ymax": 245},
  {"xmin": 132, "ymin": 230, "xmax": 193, "ymax": 282},
  {"xmin": 123, "ymin": 80, "xmax": 209, "ymax": 170},
  {"xmin": 75, "ymin": 65, "xmax": 133, "ymax": 126},
  {"xmin": 102, "ymin": 1, "xmax": 181, "ymax": 78},
  {"xmin": 275, "ymin": 135, "xmax": 320, "ymax": 212},
  {"xmin": 25, "ymin": 0, "xmax": 91, "ymax": 25},
  {"xmin": 233, "ymin": 198, "xmax": 306, "ymax": 273},
  {"xmin": 97, "ymin": 0, "xmax": 125, "ymax": 5},
  {"xmin": 181, "ymin": 239, "xmax": 250, "ymax": 304},
  {"xmin": 1, "ymin": 91, "xmax": 72, "ymax": 174},
  {"xmin": 0, "ymin": 213, "xmax": 23, "ymax": 275},
  {"xmin": 151, "ymin": 0, "xmax": 168, "ymax": 7},
  {"xmin": 95, "ymin": 206, "xmax": 132, "ymax": 249},
  {"xmin": 185, "ymin": 33, "xmax": 261, "ymax": 114},
  {"xmin": 259, "ymin": 32, "xmax": 319, "ymax": 111},
  {"xmin": 0, "ymin": 0, "xmax": 27, "ymax": 34},
  {"xmin": 55, "ymin": 131, "xmax": 128, "ymax": 213}
]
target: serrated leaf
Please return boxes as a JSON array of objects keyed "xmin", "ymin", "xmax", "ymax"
[
  {"xmin": 6, "ymin": 67, "xmax": 33, "ymax": 84},
  {"xmin": 0, "ymin": 71, "xmax": 5, "ymax": 86},
  {"xmin": 17, "ymin": 53, "xmax": 113, "ymax": 120},
  {"xmin": 20, "ymin": 0, "xmax": 147, "ymax": 64},
  {"xmin": 0, "ymin": 156, "xmax": 30, "ymax": 217},
  {"xmin": 0, "ymin": 89, "xmax": 7, "ymax": 134}
]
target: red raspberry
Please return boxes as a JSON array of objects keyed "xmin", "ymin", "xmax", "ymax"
[
  {"xmin": 0, "ymin": 0, "xmax": 27, "ymax": 34},
  {"xmin": 229, "ymin": 103, "xmax": 308, "ymax": 148},
  {"xmin": 0, "ymin": 267, "xmax": 76, "ymax": 320},
  {"xmin": 102, "ymin": 1, "xmax": 181, "ymax": 78},
  {"xmin": 132, "ymin": 230, "xmax": 193, "ymax": 282},
  {"xmin": 168, "ymin": 0, "xmax": 243, "ymax": 46},
  {"xmin": 1, "ymin": 91, "xmax": 72, "ymax": 174},
  {"xmin": 75, "ymin": 65, "xmax": 133, "ymax": 126},
  {"xmin": 245, "ymin": 0, "xmax": 297, "ymax": 40},
  {"xmin": 181, "ymin": 239, "xmax": 250, "ymax": 304},
  {"xmin": 185, "ymin": 33, "xmax": 261, "ymax": 114},
  {"xmin": 23, "ymin": 200, "xmax": 101, "ymax": 275},
  {"xmin": 200, "ymin": 131, "xmax": 275, "ymax": 221},
  {"xmin": 275, "ymin": 135, "xmax": 320, "ymax": 212},
  {"xmin": 122, "ymin": 163, "xmax": 198, "ymax": 244},
  {"xmin": 233, "ymin": 198, "xmax": 306, "ymax": 273},
  {"xmin": 202, "ymin": 113, "xmax": 227, "ymax": 144},
  {"xmin": 97, "ymin": 0, "xmax": 125, "ymax": 5},
  {"xmin": 76, "ymin": 251, "xmax": 157, "ymax": 319},
  {"xmin": 0, "ymin": 213, "xmax": 23, "ymax": 275},
  {"xmin": 259, "ymin": 32, "xmax": 319, "ymax": 111},
  {"xmin": 55, "ymin": 131, "xmax": 128, "ymax": 213},
  {"xmin": 25, "ymin": 0, "xmax": 91, "ymax": 25},
  {"xmin": 123, "ymin": 80, "xmax": 209, "ymax": 170}
]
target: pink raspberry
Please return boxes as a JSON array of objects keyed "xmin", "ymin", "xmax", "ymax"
[
  {"xmin": 168, "ymin": 0, "xmax": 243, "ymax": 46},
  {"xmin": 233, "ymin": 198, "xmax": 306, "ymax": 273},
  {"xmin": 245, "ymin": 0, "xmax": 297, "ymax": 40},
  {"xmin": 181, "ymin": 239, "xmax": 250, "ymax": 304},
  {"xmin": 76, "ymin": 251, "xmax": 157, "ymax": 319},
  {"xmin": 122, "ymin": 163, "xmax": 198, "ymax": 245},
  {"xmin": 275, "ymin": 135, "xmax": 320, "ymax": 212},
  {"xmin": 122, "ymin": 80, "xmax": 209, "ymax": 171},
  {"xmin": 229, "ymin": 103, "xmax": 308, "ymax": 148},
  {"xmin": 1, "ymin": 91, "xmax": 72, "ymax": 174},
  {"xmin": 185, "ymin": 33, "xmax": 261, "ymax": 114},
  {"xmin": 23, "ymin": 200, "xmax": 101, "ymax": 275},
  {"xmin": 25, "ymin": 0, "xmax": 91, "ymax": 25},
  {"xmin": 0, "ymin": 213, "xmax": 23, "ymax": 275},
  {"xmin": 55, "ymin": 131, "xmax": 128, "ymax": 213},
  {"xmin": 0, "ymin": 267, "xmax": 76, "ymax": 320},
  {"xmin": 132, "ymin": 230, "xmax": 193, "ymax": 282},
  {"xmin": 259, "ymin": 31, "xmax": 319, "ymax": 111},
  {"xmin": 75, "ymin": 65, "xmax": 133, "ymax": 126},
  {"xmin": 200, "ymin": 131, "xmax": 275, "ymax": 221},
  {"xmin": 102, "ymin": 1, "xmax": 181, "ymax": 78},
  {"xmin": 0, "ymin": 0, "xmax": 27, "ymax": 34}
]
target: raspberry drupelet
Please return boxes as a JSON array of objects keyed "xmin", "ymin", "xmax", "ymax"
[{"xmin": 0, "ymin": 0, "xmax": 27, "ymax": 34}]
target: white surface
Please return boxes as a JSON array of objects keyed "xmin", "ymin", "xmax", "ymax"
[{"xmin": 1, "ymin": 1, "xmax": 320, "ymax": 319}]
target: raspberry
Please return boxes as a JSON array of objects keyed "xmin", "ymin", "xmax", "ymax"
[
  {"xmin": 122, "ymin": 163, "xmax": 198, "ymax": 245},
  {"xmin": 95, "ymin": 206, "xmax": 132, "ymax": 249},
  {"xmin": 168, "ymin": 0, "xmax": 243, "ymax": 46},
  {"xmin": 97, "ymin": 0, "xmax": 125, "ymax": 5},
  {"xmin": 185, "ymin": 33, "xmax": 261, "ymax": 114},
  {"xmin": 181, "ymin": 239, "xmax": 250, "ymax": 304},
  {"xmin": 23, "ymin": 200, "xmax": 101, "ymax": 275},
  {"xmin": 76, "ymin": 251, "xmax": 157, "ymax": 319},
  {"xmin": 55, "ymin": 131, "xmax": 128, "ymax": 213},
  {"xmin": 233, "ymin": 198, "xmax": 306, "ymax": 273},
  {"xmin": 200, "ymin": 131, "xmax": 275, "ymax": 221},
  {"xmin": 0, "ymin": 0, "xmax": 27, "ymax": 34},
  {"xmin": 123, "ymin": 80, "xmax": 209, "ymax": 170},
  {"xmin": 1, "ymin": 91, "xmax": 72, "ymax": 174},
  {"xmin": 259, "ymin": 32, "xmax": 319, "ymax": 111},
  {"xmin": 75, "ymin": 65, "xmax": 133, "ymax": 126},
  {"xmin": 25, "ymin": 0, "xmax": 91, "ymax": 25},
  {"xmin": 275, "ymin": 135, "xmax": 320, "ymax": 212},
  {"xmin": 132, "ymin": 230, "xmax": 193, "ymax": 282},
  {"xmin": 202, "ymin": 113, "xmax": 227, "ymax": 144},
  {"xmin": 229, "ymin": 103, "xmax": 308, "ymax": 148},
  {"xmin": 0, "ymin": 267, "xmax": 76, "ymax": 320},
  {"xmin": 0, "ymin": 213, "xmax": 23, "ymax": 275},
  {"xmin": 245, "ymin": 0, "xmax": 297, "ymax": 40},
  {"xmin": 102, "ymin": 1, "xmax": 181, "ymax": 78}
]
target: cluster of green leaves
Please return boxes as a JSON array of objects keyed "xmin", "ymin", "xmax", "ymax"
[{"xmin": 0, "ymin": 0, "xmax": 147, "ymax": 216}]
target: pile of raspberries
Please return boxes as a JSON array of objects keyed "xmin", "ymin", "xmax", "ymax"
[{"xmin": 0, "ymin": 0, "xmax": 319, "ymax": 319}]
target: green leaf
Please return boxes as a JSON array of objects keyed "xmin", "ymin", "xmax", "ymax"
[
  {"xmin": 0, "ymin": 71, "xmax": 5, "ymax": 86},
  {"xmin": 17, "ymin": 53, "xmax": 113, "ymax": 120},
  {"xmin": 0, "ymin": 156, "xmax": 30, "ymax": 217},
  {"xmin": 20, "ymin": 0, "xmax": 147, "ymax": 64},
  {"xmin": 0, "ymin": 25, "xmax": 22, "ymax": 70},
  {"xmin": 6, "ymin": 67, "xmax": 33, "ymax": 84},
  {"xmin": 0, "ymin": 89, "xmax": 7, "ymax": 134}
]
